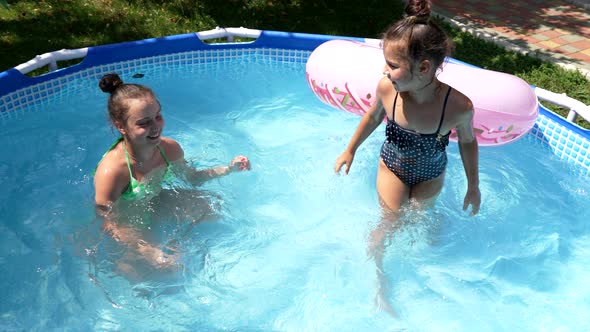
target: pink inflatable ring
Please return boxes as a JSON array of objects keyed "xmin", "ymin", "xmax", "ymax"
[{"xmin": 306, "ymin": 40, "xmax": 539, "ymax": 146}]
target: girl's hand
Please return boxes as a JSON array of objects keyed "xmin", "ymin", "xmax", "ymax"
[
  {"xmin": 137, "ymin": 243, "xmax": 181, "ymax": 270},
  {"xmin": 334, "ymin": 151, "xmax": 354, "ymax": 175},
  {"xmin": 229, "ymin": 155, "xmax": 250, "ymax": 172},
  {"xmin": 463, "ymin": 186, "xmax": 481, "ymax": 215}
]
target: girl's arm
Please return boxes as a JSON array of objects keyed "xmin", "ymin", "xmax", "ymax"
[
  {"xmin": 101, "ymin": 217, "xmax": 180, "ymax": 270},
  {"xmin": 94, "ymin": 149, "xmax": 179, "ymax": 269},
  {"xmin": 94, "ymin": 158, "xmax": 128, "ymax": 215},
  {"xmin": 334, "ymin": 77, "xmax": 389, "ymax": 174},
  {"xmin": 455, "ymin": 108, "xmax": 481, "ymax": 215},
  {"xmin": 183, "ymin": 156, "xmax": 250, "ymax": 185},
  {"xmin": 162, "ymin": 137, "xmax": 250, "ymax": 186}
]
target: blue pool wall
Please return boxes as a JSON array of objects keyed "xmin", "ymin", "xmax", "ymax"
[{"xmin": 0, "ymin": 30, "xmax": 588, "ymax": 176}]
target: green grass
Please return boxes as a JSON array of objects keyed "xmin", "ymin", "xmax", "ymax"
[
  {"xmin": 1, "ymin": 0, "xmax": 589, "ymax": 128},
  {"xmin": 448, "ymin": 25, "xmax": 590, "ymax": 129}
]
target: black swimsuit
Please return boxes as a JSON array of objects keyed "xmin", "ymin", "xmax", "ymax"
[{"xmin": 380, "ymin": 87, "xmax": 452, "ymax": 186}]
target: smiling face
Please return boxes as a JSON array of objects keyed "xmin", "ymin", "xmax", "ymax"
[{"xmin": 116, "ymin": 96, "xmax": 164, "ymax": 147}]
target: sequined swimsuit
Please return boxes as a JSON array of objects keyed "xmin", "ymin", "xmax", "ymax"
[{"xmin": 380, "ymin": 87, "xmax": 452, "ymax": 186}]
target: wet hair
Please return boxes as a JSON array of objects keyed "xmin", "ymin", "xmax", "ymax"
[
  {"xmin": 383, "ymin": 0, "xmax": 452, "ymax": 72},
  {"xmin": 98, "ymin": 73, "xmax": 157, "ymax": 125}
]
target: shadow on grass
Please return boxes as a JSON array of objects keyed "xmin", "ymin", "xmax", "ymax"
[
  {"xmin": 0, "ymin": 1, "xmax": 160, "ymax": 71},
  {"xmin": 433, "ymin": 2, "xmax": 590, "ymax": 39},
  {"xmin": 0, "ymin": 0, "xmax": 405, "ymax": 72},
  {"xmin": 197, "ymin": 0, "xmax": 404, "ymax": 38}
]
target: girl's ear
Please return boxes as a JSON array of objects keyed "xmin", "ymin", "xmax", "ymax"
[
  {"xmin": 419, "ymin": 59, "xmax": 432, "ymax": 76},
  {"xmin": 114, "ymin": 121, "xmax": 126, "ymax": 136}
]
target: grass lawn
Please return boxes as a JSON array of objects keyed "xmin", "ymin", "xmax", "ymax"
[{"xmin": 1, "ymin": 0, "xmax": 588, "ymax": 128}]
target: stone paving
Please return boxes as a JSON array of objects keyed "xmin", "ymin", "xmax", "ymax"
[{"xmin": 433, "ymin": 0, "xmax": 590, "ymax": 77}]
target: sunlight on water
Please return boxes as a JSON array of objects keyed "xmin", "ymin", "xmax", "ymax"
[{"xmin": 0, "ymin": 58, "xmax": 589, "ymax": 331}]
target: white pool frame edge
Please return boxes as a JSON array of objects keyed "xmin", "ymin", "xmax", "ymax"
[{"xmin": 1, "ymin": 27, "xmax": 589, "ymax": 176}]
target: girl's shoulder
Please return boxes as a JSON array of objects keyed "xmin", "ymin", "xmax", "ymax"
[
  {"xmin": 445, "ymin": 86, "xmax": 476, "ymax": 129},
  {"xmin": 158, "ymin": 137, "xmax": 184, "ymax": 162},
  {"xmin": 95, "ymin": 143, "xmax": 130, "ymax": 186},
  {"xmin": 376, "ymin": 76, "xmax": 397, "ymax": 109},
  {"xmin": 377, "ymin": 76, "xmax": 395, "ymax": 95},
  {"xmin": 447, "ymin": 86, "xmax": 474, "ymax": 114}
]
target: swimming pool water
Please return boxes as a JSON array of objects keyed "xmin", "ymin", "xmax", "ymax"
[{"xmin": 1, "ymin": 57, "xmax": 589, "ymax": 331}]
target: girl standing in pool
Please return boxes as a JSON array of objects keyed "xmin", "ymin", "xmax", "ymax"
[
  {"xmin": 333, "ymin": 0, "xmax": 480, "ymax": 315},
  {"xmin": 94, "ymin": 73, "xmax": 250, "ymax": 277}
]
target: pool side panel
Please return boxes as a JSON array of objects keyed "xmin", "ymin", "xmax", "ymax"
[
  {"xmin": 0, "ymin": 31, "xmax": 361, "ymax": 97},
  {"xmin": 530, "ymin": 104, "xmax": 590, "ymax": 176},
  {"xmin": 0, "ymin": 47, "xmax": 312, "ymax": 120},
  {"xmin": 0, "ymin": 31, "xmax": 589, "ymax": 176}
]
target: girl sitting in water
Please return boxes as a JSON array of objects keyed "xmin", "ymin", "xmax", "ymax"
[{"xmin": 94, "ymin": 73, "xmax": 250, "ymax": 278}]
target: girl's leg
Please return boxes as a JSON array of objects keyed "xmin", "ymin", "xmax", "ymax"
[
  {"xmin": 370, "ymin": 163, "xmax": 446, "ymax": 316},
  {"xmin": 370, "ymin": 159, "xmax": 410, "ymax": 316},
  {"xmin": 407, "ymin": 172, "xmax": 446, "ymax": 245},
  {"xmin": 409, "ymin": 171, "xmax": 445, "ymax": 203},
  {"xmin": 154, "ymin": 189, "xmax": 219, "ymax": 225},
  {"xmin": 371, "ymin": 160, "xmax": 410, "ymax": 269}
]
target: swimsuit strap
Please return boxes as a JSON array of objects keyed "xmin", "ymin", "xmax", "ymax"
[
  {"xmin": 391, "ymin": 92, "xmax": 400, "ymax": 121},
  {"xmin": 435, "ymin": 87, "xmax": 453, "ymax": 135},
  {"xmin": 93, "ymin": 137, "xmax": 124, "ymax": 176},
  {"xmin": 157, "ymin": 145, "xmax": 171, "ymax": 166},
  {"xmin": 107, "ymin": 137, "xmax": 124, "ymax": 152},
  {"xmin": 123, "ymin": 142, "xmax": 170, "ymax": 170},
  {"xmin": 390, "ymin": 87, "xmax": 452, "ymax": 135},
  {"xmin": 122, "ymin": 141, "xmax": 135, "ymax": 180}
]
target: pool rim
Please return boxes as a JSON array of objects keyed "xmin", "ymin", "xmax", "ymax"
[{"xmin": 0, "ymin": 29, "xmax": 588, "ymax": 175}]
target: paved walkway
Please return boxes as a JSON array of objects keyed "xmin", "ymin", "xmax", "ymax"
[{"xmin": 433, "ymin": 0, "xmax": 590, "ymax": 78}]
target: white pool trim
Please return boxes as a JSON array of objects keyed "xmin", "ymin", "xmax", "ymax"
[{"xmin": 0, "ymin": 29, "xmax": 589, "ymax": 176}]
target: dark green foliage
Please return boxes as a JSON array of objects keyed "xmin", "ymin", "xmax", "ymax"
[{"xmin": 0, "ymin": 0, "xmax": 588, "ymax": 127}]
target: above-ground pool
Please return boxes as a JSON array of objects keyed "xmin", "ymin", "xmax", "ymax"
[{"xmin": 1, "ymin": 29, "xmax": 589, "ymax": 331}]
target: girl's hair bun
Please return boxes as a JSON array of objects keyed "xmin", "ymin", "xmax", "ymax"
[
  {"xmin": 405, "ymin": 0, "xmax": 432, "ymax": 22},
  {"xmin": 99, "ymin": 73, "xmax": 124, "ymax": 94}
]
